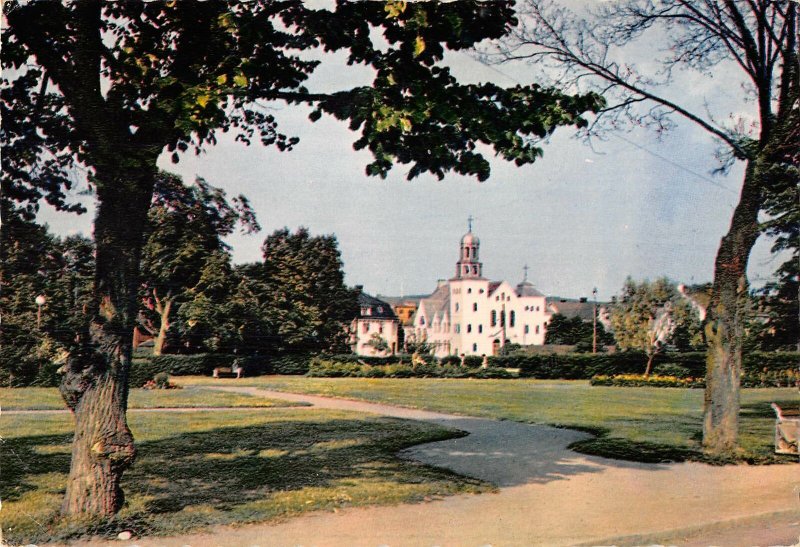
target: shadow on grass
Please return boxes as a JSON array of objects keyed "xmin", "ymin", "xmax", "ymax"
[
  {"xmin": 3, "ymin": 416, "xmax": 488, "ymax": 544},
  {"xmin": 1, "ymin": 433, "xmax": 73, "ymax": 502}
]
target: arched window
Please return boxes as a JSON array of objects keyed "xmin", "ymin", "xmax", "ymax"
[
  {"xmin": 473, "ymin": 302, "xmax": 478, "ymax": 311},
  {"xmin": 455, "ymin": 303, "xmax": 460, "ymax": 312},
  {"xmin": 472, "ymin": 265, "xmax": 478, "ymax": 274},
  {"xmin": 467, "ymin": 324, "xmax": 472, "ymax": 333},
  {"xmin": 472, "ymin": 343, "xmax": 477, "ymax": 352},
  {"xmin": 500, "ymin": 311, "xmax": 506, "ymax": 327},
  {"xmin": 491, "ymin": 310, "xmax": 497, "ymax": 327},
  {"xmin": 510, "ymin": 311, "xmax": 516, "ymax": 327},
  {"xmin": 420, "ymin": 316, "xmax": 425, "ymax": 326},
  {"xmin": 467, "ymin": 288, "xmax": 472, "ymax": 294},
  {"xmin": 478, "ymin": 324, "xmax": 483, "ymax": 333},
  {"xmin": 535, "ymin": 325, "xmax": 540, "ymax": 334},
  {"xmin": 464, "ymin": 265, "xmax": 469, "ymax": 274}
]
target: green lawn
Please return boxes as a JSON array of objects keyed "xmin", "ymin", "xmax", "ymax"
[
  {"xmin": 177, "ymin": 376, "xmax": 797, "ymax": 464},
  {"xmin": 1, "ymin": 408, "xmax": 489, "ymax": 545},
  {"xmin": 0, "ymin": 386, "xmax": 304, "ymax": 410}
]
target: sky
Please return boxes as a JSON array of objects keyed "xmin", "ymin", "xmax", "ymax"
[{"xmin": 36, "ymin": 7, "xmax": 780, "ymax": 302}]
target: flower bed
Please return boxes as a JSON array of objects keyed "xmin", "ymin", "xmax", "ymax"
[{"xmin": 590, "ymin": 374, "xmax": 705, "ymax": 388}]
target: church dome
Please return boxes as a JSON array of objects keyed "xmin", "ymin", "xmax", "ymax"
[{"xmin": 461, "ymin": 231, "xmax": 480, "ymax": 246}]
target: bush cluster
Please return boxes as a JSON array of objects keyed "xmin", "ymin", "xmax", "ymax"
[{"xmin": 306, "ymin": 358, "xmax": 513, "ymax": 379}]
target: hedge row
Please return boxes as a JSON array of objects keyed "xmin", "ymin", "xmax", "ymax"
[
  {"xmin": 129, "ymin": 353, "xmax": 317, "ymax": 387},
  {"xmin": 86, "ymin": 349, "xmax": 800, "ymax": 388},
  {"xmin": 494, "ymin": 351, "xmax": 797, "ymax": 380},
  {"xmin": 590, "ymin": 374, "xmax": 705, "ymax": 388},
  {"xmin": 307, "ymin": 359, "xmax": 513, "ymax": 379}
]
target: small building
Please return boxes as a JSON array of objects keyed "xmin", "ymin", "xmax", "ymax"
[{"xmin": 351, "ymin": 292, "xmax": 400, "ymax": 356}]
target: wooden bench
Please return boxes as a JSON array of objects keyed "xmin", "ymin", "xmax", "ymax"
[
  {"xmin": 212, "ymin": 366, "xmax": 242, "ymax": 379},
  {"xmin": 771, "ymin": 403, "xmax": 799, "ymax": 456}
]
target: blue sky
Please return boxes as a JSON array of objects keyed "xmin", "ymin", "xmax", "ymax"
[{"xmin": 37, "ymin": 26, "xmax": 778, "ymax": 301}]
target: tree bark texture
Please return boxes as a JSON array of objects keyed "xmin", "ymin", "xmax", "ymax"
[
  {"xmin": 151, "ymin": 295, "xmax": 173, "ymax": 356},
  {"xmin": 59, "ymin": 170, "xmax": 156, "ymax": 516},
  {"xmin": 703, "ymin": 160, "xmax": 762, "ymax": 455}
]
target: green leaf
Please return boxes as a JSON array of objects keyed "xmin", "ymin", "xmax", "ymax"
[{"xmin": 233, "ymin": 74, "xmax": 248, "ymax": 87}]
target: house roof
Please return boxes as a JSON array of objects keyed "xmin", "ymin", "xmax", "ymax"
[
  {"xmin": 357, "ymin": 293, "xmax": 398, "ymax": 320},
  {"xmin": 546, "ymin": 297, "xmax": 605, "ymax": 322},
  {"xmin": 516, "ymin": 280, "xmax": 544, "ymax": 297}
]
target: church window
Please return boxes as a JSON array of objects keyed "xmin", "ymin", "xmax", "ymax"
[
  {"xmin": 472, "ymin": 265, "xmax": 478, "ymax": 274},
  {"xmin": 472, "ymin": 343, "xmax": 477, "ymax": 352},
  {"xmin": 500, "ymin": 311, "xmax": 506, "ymax": 327},
  {"xmin": 464, "ymin": 266, "xmax": 469, "ymax": 274},
  {"xmin": 501, "ymin": 292, "xmax": 505, "ymax": 300},
  {"xmin": 455, "ymin": 324, "xmax": 461, "ymax": 333},
  {"xmin": 473, "ymin": 303, "xmax": 478, "ymax": 311},
  {"xmin": 524, "ymin": 325, "xmax": 529, "ymax": 334},
  {"xmin": 491, "ymin": 310, "xmax": 497, "ymax": 326},
  {"xmin": 379, "ymin": 324, "xmax": 383, "ymax": 334},
  {"xmin": 535, "ymin": 325, "xmax": 540, "ymax": 334},
  {"xmin": 478, "ymin": 324, "xmax": 483, "ymax": 333},
  {"xmin": 468, "ymin": 288, "xmax": 472, "ymax": 294},
  {"xmin": 510, "ymin": 311, "xmax": 516, "ymax": 327},
  {"xmin": 467, "ymin": 324, "xmax": 472, "ymax": 333},
  {"xmin": 420, "ymin": 316, "xmax": 425, "ymax": 326},
  {"xmin": 362, "ymin": 322, "xmax": 369, "ymax": 333},
  {"xmin": 455, "ymin": 303, "xmax": 460, "ymax": 312}
]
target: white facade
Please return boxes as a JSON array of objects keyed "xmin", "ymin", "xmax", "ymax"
[
  {"xmin": 411, "ymin": 230, "xmax": 551, "ymax": 357},
  {"xmin": 351, "ymin": 293, "xmax": 400, "ymax": 356}
]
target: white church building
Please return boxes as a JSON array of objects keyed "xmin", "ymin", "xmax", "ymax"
[{"xmin": 410, "ymin": 227, "xmax": 552, "ymax": 357}]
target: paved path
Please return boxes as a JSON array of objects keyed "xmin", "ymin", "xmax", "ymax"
[{"xmin": 75, "ymin": 387, "xmax": 799, "ymax": 546}]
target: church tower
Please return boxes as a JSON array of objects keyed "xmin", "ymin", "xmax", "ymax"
[{"xmin": 455, "ymin": 217, "xmax": 483, "ymax": 279}]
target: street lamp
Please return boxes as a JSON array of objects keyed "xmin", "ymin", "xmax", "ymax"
[
  {"xmin": 35, "ymin": 294, "xmax": 46, "ymax": 329},
  {"xmin": 592, "ymin": 287, "xmax": 598, "ymax": 354}
]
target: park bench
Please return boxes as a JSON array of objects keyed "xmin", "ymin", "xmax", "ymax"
[
  {"xmin": 212, "ymin": 365, "xmax": 242, "ymax": 379},
  {"xmin": 771, "ymin": 403, "xmax": 799, "ymax": 456}
]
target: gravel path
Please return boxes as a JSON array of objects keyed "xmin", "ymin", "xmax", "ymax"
[{"xmin": 68, "ymin": 387, "xmax": 800, "ymax": 546}]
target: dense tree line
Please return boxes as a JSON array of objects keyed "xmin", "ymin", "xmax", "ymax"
[{"xmin": 1, "ymin": 177, "xmax": 357, "ymax": 383}]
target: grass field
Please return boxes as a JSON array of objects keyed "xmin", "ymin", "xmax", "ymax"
[
  {"xmin": 178, "ymin": 376, "xmax": 797, "ymax": 464},
  {"xmin": 0, "ymin": 386, "xmax": 304, "ymax": 410},
  {"xmin": 1, "ymin": 408, "xmax": 489, "ymax": 545}
]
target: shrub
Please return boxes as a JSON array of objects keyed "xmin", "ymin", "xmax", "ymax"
[
  {"xmin": 652, "ymin": 364, "xmax": 692, "ymax": 379},
  {"xmin": 270, "ymin": 353, "xmax": 313, "ymax": 375},
  {"xmin": 129, "ymin": 359, "xmax": 165, "ymax": 388},
  {"xmin": 440, "ymin": 355, "xmax": 461, "ymax": 367},
  {"xmin": 463, "ymin": 355, "xmax": 484, "ymax": 368},
  {"xmin": 153, "ymin": 372, "xmax": 170, "ymax": 388}
]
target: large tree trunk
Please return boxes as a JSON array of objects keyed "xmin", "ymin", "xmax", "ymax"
[
  {"xmin": 59, "ymin": 170, "xmax": 155, "ymax": 516},
  {"xmin": 703, "ymin": 160, "xmax": 762, "ymax": 456}
]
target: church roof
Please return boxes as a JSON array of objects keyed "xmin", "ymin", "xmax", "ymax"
[
  {"xmin": 516, "ymin": 280, "xmax": 544, "ymax": 297},
  {"xmin": 357, "ymin": 293, "xmax": 398, "ymax": 320},
  {"xmin": 460, "ymin": 231, "xmax": 479, "ymax": 246},
  {"xmin": 417, "ymin": 282, "xmax": 450, "ymax": 319}
]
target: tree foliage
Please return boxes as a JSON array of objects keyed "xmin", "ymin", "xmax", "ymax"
[
  {"xmin": 544, "ymin": 313, "xmax": 615, "ymax": 349},
  {"xmin": 610, "ymin": 278, "xmax": 703, "ymax": 375},
  {"xmin": 139, "ymin": 173, "xmax": 258, "ymax": 354}
]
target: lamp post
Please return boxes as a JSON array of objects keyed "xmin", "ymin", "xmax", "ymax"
[
  {"xmin": 592, "ymin": 287, "xmax": 598, "ymax": 354},
  {"xmin": 35, "ymin": 294, "xmax": 46, "ymax": 329}
]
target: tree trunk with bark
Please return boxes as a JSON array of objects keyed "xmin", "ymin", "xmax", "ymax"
[
  {"xmin": 152, "ymin": 295, "xmax": 173, "ymax": 356},
  {"xmin": 703, "ymin": 160, "xmax": 762, "ymax": 455},
  {"xmin": 59, "ymin": 170, "xmax": 155, "ymax": 516}
]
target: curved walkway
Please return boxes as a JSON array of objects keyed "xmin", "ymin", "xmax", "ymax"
[{"xmin": 82, "ymin": 387, "xmax": 799, "ymax": 546}]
